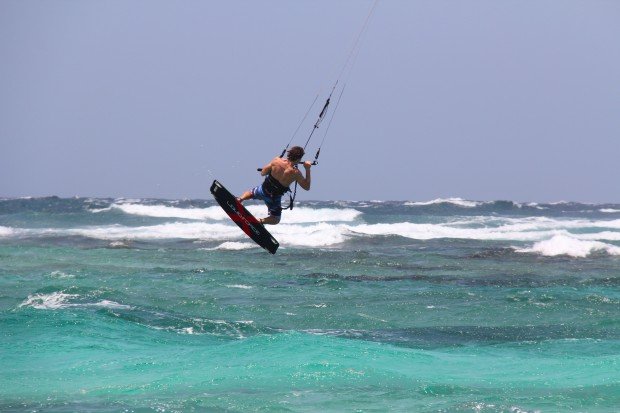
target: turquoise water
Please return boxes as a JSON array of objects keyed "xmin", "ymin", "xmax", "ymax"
[{"xmin": 1, "ymin": 197, "xmax": 619, "ymax": 412}]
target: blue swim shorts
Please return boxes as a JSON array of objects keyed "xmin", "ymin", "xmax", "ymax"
[{"xmin": 252, "ymin": 185, "xmax": 283, "ymax": 217}]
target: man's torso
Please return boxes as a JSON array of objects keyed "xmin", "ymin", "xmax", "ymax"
[{"xmin": 269, "ymin": 158, "xmax": 299, "ymax": 187}]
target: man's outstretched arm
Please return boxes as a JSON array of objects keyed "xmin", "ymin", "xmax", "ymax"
[{"xmin": 260, "ymin": 159, "xmax": 274, "ymax": 176}]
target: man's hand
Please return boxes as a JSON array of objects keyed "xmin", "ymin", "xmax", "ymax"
[{"xmin": 296, "ymin": 160, "xmax": 312, "ymax": 191}]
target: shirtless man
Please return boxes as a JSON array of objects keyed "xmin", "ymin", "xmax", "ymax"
[{"xmin": 238, "ymin": 146, "xmax": 312, "ymax": 225}]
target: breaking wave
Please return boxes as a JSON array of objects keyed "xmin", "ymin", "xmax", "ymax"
[
  {"xmin": 405, "ymin": 198, "xmax": 483, "ymax": 208},
  {"xmin": 2, "ymin": 215, "xmax": 618, "ymax": 254},
  {"xmin": 3, "ymin": 198, "xmax": 620, "ymax": 257},
  {"xmin": 207, "ymin": 241, "xmax": 257, "ymax": 251},
  {"xmin": 514, "ymin": 235, "xmax": 620, "ymax": 258},
  {"xmin": 100, "ymin": 203, "xmax": 226, "ymax": 220},
  {"xmin": 94, "ymin": 202, "xmax": 362, "ymax": 224},
  {"xmin": 19, "ymin": 291, "xmax": 132, "ymax": 310},
  {"xmin": 0, "ymin": 226, "xmax": 18, "ymax": 236}
]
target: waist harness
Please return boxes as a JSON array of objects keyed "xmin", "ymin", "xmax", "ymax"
[{"xmin": 262, "ymin": 174, "xmax": 290, "ymax": 197}]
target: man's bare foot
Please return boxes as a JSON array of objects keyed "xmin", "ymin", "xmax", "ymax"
[{"xmin": 259, "ymin": 216, "xmax": 280, "ymax": 225}]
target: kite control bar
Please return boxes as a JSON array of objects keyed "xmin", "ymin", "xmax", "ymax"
[{"xmin": 256, "ymin": 161, "xmax": 317, "ymax": 172}]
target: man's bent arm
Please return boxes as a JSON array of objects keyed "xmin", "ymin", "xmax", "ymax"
[{"xmin": 298, "ymin": 163, "xmax": 311, "ymax": 190}]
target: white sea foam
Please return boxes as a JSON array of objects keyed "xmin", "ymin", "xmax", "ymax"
[
  {"xmin": 68, "ymin": 222, "xmax": 242, "ymax": 241},
  {"xmin": 343, "ymin": 216, "xmax": 620, "ymax": 248},
  {"xmin": 5, "ymin": 211, "xmax": 620, "ymax": 251},
  {"xmin": 210, "ymin": 242, "xmax": 257, "ymax": 251},
  {"xmin": 98, "ymin": 203, "xmax": 362, "ymax": 224},
  {"xmin": 89, "ymin": 300, "xmax": 133, "ymax": 310},
  {"xmin": 65, "ymin": 221, "xmax": 352, "ymax": 245},
  {"xmin": 525, "ymin": 202, "xmax": 548, "ymax": 210},
  {"xmin": 19, "ymin": 292, "xmax": 79, "ymax": 309},
  {"xmin": 600, "ymin": 208, "xmax": 620, "ymax": 213},
  {"xmin": 103, "ymin": 203, "xmax": 226, "ymax": 220},
  {"xmin": 405, "ymin": 198, "xmax": 482, "ymax": 208},
  {"xmin": 0, "ymin": 226, "xmax": 16, "ymax": 237},
  {"xmin": 109, "ymin": 240, "xmax": 132, "ymax": 248},
  {"xmin": 577, "ymin": 231, "xmax": 620, "ymax": 241},
  {"xmin": 270, "ymin": 223, "xmax": 351, "ymax": 247},
  {"xmin": 48, "ymin": 270, "xmax": 77, "ymax": 279},
  {"xmin": 19, "ymin": 292, "xmax": 132, "ymax": 310},
  {"xmin": 225, "ymin": 284, "xmax": 253, "ymax": 289},
  {"xmin": 347, "ymin": 220, "xmax": 556, "ymax": 242},
  {"xmin": 514, "ymin": 235, "xmax": 620, "ymax": 258}
]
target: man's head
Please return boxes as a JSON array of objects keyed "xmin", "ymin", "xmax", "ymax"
[{"xmin": 287, "ymin": 146, "xmax": 305, "ymax": 163}]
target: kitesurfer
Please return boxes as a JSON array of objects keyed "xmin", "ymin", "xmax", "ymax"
[{"xmin": 238, "ymin": 146, "xmax": 311, "ymax": 225}]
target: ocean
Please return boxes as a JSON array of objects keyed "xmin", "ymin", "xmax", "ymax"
[{"xmin": 1, "ymin": 196, "xmax": 618, "ymax": 412}]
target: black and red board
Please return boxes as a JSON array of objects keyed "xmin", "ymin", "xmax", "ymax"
[{"xmin": 210, "ymin": 180, "xmax": 279, "ymax": 254}]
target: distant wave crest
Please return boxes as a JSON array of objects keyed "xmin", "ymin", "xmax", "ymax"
[{"xmin": 405, "ymin": 198, "xmax": 482, "ymax": 208}]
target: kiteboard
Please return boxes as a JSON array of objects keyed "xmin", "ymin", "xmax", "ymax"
[{"xmin": 210, "ymin": 180, "xmax": 279, "ymax": 254}]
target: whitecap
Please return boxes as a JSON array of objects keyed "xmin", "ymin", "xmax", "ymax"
[
  {"xmin": 19, "ymin": 292, "xmax": 79, "ymax": 309},
  {"xmin": 270, "ymin": 222, "xmax": 350, "ymax": 247},
  {"xmin": 66, "ymin": 222, "xmax": 242, "ymax": 241},
  {"xmin": 8, "ymin": 214, "xmax": 620, "ymax": 249},
  {"xmin": 514, "ymin": 235, "xmax": 620, "ymax": 258},
  {"xmin": 346, "ymin": 216, "xmax": 620, "ymax": 243},
  {"xmin": 48, "ymin": 271, "xmax": 77, "ymax": 279},
  {"xmin": 208, "ymin": 241, "xmax": 256, "ymax": 251},
  {"xmin": 109, "ymin": 240, "xmax": 132, "ymax": 248},
  {"xmin": 19, "ymin": 292, "xmax": 132, "ymax": 310},
  {"xmin": 0, "ymin": 226, "xmax": 17, "ymax": 237},
  {"xmin": 225, "ymin": 284, "xmax": 253, "ymax": 289},
  {"xmin": 405, "ymin": 198, "xmax": 482, "ymax": 208},
  {"xmin": 88, "ymin": 300, "xmax": 133, "ymax": 310},
  {"xmin": 95, "ymin": 202, "xmax": 362, "ymax": 224},
  {"xmin": 106, "ymin": 203, "xmax": 226, "ymax": 220}
]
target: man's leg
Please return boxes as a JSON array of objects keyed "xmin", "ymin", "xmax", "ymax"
[
  {"xmin": 237, "ymin": 190, "xmax": 253, "ymax": 203},
  {"xmin": 261, "ymin": 198, "xmax": 282, "ymax": 225}
]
